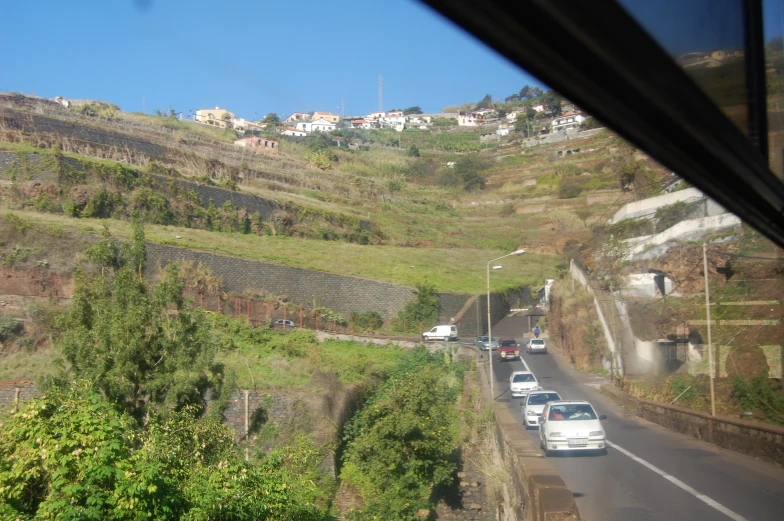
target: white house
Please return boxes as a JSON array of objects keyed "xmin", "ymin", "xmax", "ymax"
[
  {"xmin": 474, "ymin": 108, "xmax": 496, "ymax": 118},
  {"xmin": 380, "ymin": 114, "xmax": 406, "ymax": 130},
  {"xmin": 232, "ymin": 117, "xmax": 265, "ymax": 132},
  {"xmin": 281, "ymin": 127, "xmax": 308, "ymax": 137},
  {"xmin": 386, "ymin": 110, "xmax": 404, "ymax": 117},
  {"xmin": 551, "ymin": 111, "xmax": 585, "ymax": 132},
  {"xmin": 284, "ymin": 112, "xmax": 310, "ymax": 124},
  {"xmin": 406, "ymin": 115, "xmax": 432, "ymax": 125},
  {"xmin": 366, "ymin": 111, "xmax": 386, "ymax": 121},
  {"xmin": 532, "ymin": 105, "xmax": 545, "ymax": 113},
  {"xmin": 310, "ymin": 118, "xmax": 336, "ymax": 132},
  {"xmin": 496, "ymin": 124, "xmax": 510, "ymax": 136},
  {"xmin": 506, "ymin": 110, "xmax": 523, "ymax": 121},
  {"xmin": 458, "ymin": 112, "xmax": 481, "ymax": 126}
]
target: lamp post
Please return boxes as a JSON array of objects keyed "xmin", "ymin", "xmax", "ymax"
[{"xmin": 487, "ymin": 249, "xmax": 525, "ymax": 400}]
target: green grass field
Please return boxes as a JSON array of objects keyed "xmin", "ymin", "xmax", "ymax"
[{"xmin": 3, "ymin": 209, "xmax": 558, "ymax": 293}]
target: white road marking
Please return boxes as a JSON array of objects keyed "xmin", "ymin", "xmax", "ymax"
[{"xmin": 606, "ymin": 440, "xmax": 749, "ymax": 521}]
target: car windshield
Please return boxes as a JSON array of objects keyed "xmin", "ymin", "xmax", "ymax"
[
  {"xmin": 5, "ymin": 1, "xmax": 784, "ymax": 519},
  {"xmin": 548, "ymin": 405, "xmax": 598, "ymax": 421},
  {"xmin": 527, "ymin": 393, "xmax": 560, "ymax": 405}
]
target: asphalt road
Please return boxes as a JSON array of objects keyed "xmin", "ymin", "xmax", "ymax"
[{"xmin": 486, "ymin": 315, "xmax": 784, "ymax": 521}]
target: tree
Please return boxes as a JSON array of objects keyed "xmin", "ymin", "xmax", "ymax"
[
  {"xmin": 407, "ymin": 144, "xmax": 421, "ymax": 157},
  {"xmin": 0, "ymin": 385, "xmax": 325, "ymax": 520},
  {"xmin": 55, "ymin": 222, "xmax": 225, "ymax": 422},
  {"xmin": 529, "ymin": 86, "xmax": 543, "ymax": 98},
  {"xmin": 514, "ymin": 113, "xmax": 530, "ymax": 133},
  {"xmin": 439, "ymin": 154, "xmax": 490, "ymax": 191},
  {"xmin": 476, "ymin": 93, "xmax": 493, "ymax": 110},
  {"xmin": 580, "ymin": 116, "xmax": 603, "ymax": 130},
  {"xmin": 306, "ymin": 132, "xmax": 333, "ymax": 152},
  {"xmin": 261, "ymin": 112, "xmax": 282, "ymax": 127},
  {"xmin": 541, "ymin": 90, "xmax": 564, "ymax": 116},
  {"xmin": 403, "ymin": 106, "xmax": 423, "ymax": 115},
  {"xmin": 505, "ymin": 94, "xmax": 521, "ymax": 102},
  {"xmin": 519, "ymin": 85, "xmax": 532, "ymax": 99},
  {"xmin": 397, "ymin": 283, "xmax": 440, "ymax": 330}
]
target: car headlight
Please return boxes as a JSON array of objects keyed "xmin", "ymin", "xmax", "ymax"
[
  {"xmin": 589, "ymin": 431, "xmax": 605, "ymax": 437},
  {"xmin": 526, "ymin": 410, "xmax": 538, "ymax": 416},
  {"xmin": 548, "ymin": 432, "xmax": 564, "ymax": 438}
]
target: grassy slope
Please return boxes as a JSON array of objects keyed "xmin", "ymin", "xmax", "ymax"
[
  {"xmin": 2, "ymin": 209, "xmax": 554, "ymax": 293},
  {"xmin": 1, "ymin": 106, "xmax": 642, "ymax": 294}
]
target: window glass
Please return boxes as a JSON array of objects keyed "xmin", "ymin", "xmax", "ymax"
[
  {"xmin": 513, "ymin": 373, "xmax": 536, "ymax": 383},
  {"xmin": 618, "ymin": 0, "xmax": 749, "ymax": 137}
]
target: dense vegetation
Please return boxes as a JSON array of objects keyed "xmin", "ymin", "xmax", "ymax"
[{"xmin": 340, "ymin": 347, "xmax": 465, "ymax": 520}]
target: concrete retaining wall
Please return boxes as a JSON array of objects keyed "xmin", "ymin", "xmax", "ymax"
[
  {"xmin": 601, "ymin": 384, "xmax": 784, "ymax": 466},
  {"xmin": 476, "ymin": 360, "xmax": 581, "ymax": 520},
  {"xmin": 611, "ymin": 188, "xmax": 705, "ymax": 223},
  {"xmin": 626, "ymin": 213, "xmax": 742, "ymax": 260}
]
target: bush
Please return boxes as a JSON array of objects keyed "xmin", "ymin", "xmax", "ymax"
[
  {"xmin": 351, "ymin": 311, "xmax": 384, "ymax": 330},
  {"xmin": 438, "ymin": 154, "xmax": 490, "ymax": 191},
  {"xmin": 395, "ymin": 283, "xmax": 440, "ymax": 332},
  {"xmin": 340, "ymin": 348, "xmax": 463, "ymax": 520},
  {"xmin": 558, "ymin": 175, "xmax": 588, "ymax": 198},
  {"xmin": 0, "ymin": 314, "xmax": 23, "ymax": 341},
  {"xmin": 0, "ymin": 385, "xmax": 325, "ymax": 520},
  {"xmin": 407, "ymin": 144, "xmax": 420, "ymax": 157}
]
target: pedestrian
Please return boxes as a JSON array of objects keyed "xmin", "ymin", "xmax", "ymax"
[{"xmin": 533, "ymin": 325, "xmax": 541, "ymax": 338}]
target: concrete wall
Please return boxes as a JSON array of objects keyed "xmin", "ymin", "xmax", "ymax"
[
  {"xmin": 475, "ymin": 361, "xmax": 582, "ymax": 520},
  {"xmin": 602, "ymin": 384, "xmax": 784, "ymax": 466},
  {"xmin": 0, "ymin": 380, "xmax": 37, "ymax": 411},
  {"xmin": 146, "ymin": 243, "xmax": 416, "ymax": 321},
  {"xmin": 570, "ymin": 260, "xmax": 622, "ymax": 375},
  {"xmin": 0, "ymin": 152, "xmax": 280, "ymax": 221},
  {"xmin": 611, "ymin": 188, "xmax": 705, "ymax": 223},
  {"xmin": 626, "ymin": 213, "xmax": 742, "ymax": 260}
]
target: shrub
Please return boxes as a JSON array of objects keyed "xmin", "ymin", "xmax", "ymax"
[
  {"xmin": 0, "ymin": 314, "xmax": 23, "ymax": 341},
  {"xmin": 407, "ymin": 144, "xmax": 420, "ymax": 157},
  {"xmin": 340, "ymin": 348, "xmax": 463, "ymax": 520},
  {"xmin": 396, "ymin": 283, "xmax": 440, "ymax": 332},
  {"xmin": 558, "ymin": 175, "xmax": 588, "ymax": 198},
  {"xmin": 351, "ymin": 311, "xmax": 384, "ymax": 330}
]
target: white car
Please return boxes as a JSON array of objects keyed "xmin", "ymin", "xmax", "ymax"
[
  {"xmin": 509, "ymin": 371, "xmax": 540, "ymax": 398},
  {"xmin": 275, "ymin": 319, "xmax": 295, "ymax": 327},
  {"xmin": 526, "ymin": 338, "xmax": 547, "ymax": 354},
  {"xmin": 521, "ymin": 390, "xmax": 561, "ymax": 428},
  {"xmin": 422, "ymin": 324, "xmax": 458, "ymax": 342},
  {"xmin": 538, "ymin": 400, "xmax": 607, "ymax": 456}
]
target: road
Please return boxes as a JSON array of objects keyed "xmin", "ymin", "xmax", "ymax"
[{"xmin": 486, "ymin": 315, "xmax": 784, "ymax": 521}]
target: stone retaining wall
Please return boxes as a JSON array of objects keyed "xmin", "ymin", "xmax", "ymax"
[{"xmin": 476, "ymin": 361, "xmax": 581, "ymax": 520}]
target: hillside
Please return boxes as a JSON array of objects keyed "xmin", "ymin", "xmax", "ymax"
[{"xmin": 0, "ymin": 93, "xmax": 670, "ymax": 295}]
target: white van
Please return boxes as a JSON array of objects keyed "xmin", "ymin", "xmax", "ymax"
[{"xmin": 422, "ymin": 325, "xmax": 458, "ymax": 341}]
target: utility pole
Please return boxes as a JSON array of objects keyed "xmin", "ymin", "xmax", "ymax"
[
  {"xmin": 341, "ymin": 97, "xmax": 345, "ymax": 119},
  {"xmin": 703, "ymin": 243, "xmax": 716, "ymax": 416},
  {"xmin": 609, "ymin": 276, "xmax": 621, "ymax": 382}
]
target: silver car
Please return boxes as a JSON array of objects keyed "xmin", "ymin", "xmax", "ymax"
[
  {"xmin": 526, "ymin": 338, "xmax": 547, "ymax": 354},
  {"xmin": 521, "ymin": 390, "xmax": 561, "ymax": 428},
  {"xmin": 476, "ymin": 336, "xmax": 499, "ymax": 351}
]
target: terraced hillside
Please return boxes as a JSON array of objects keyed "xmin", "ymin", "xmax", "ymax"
[{"xmin": 0, "ymin": 94, "xmax": 674, "ymax": 295}]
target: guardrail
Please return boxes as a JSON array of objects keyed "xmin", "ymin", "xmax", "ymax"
[{"xmin": 601, "ymin": 383, "xmax": 784, "ymax": 466}]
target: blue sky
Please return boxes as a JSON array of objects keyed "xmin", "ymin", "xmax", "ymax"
[{"xmin": 0, "ymin": 0, "xmax": 542, "ymax": 120}]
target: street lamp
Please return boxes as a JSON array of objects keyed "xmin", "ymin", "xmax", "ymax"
[{"xmin": 487, "ymin": 249, "xmax": 525, "ymax": 400}]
